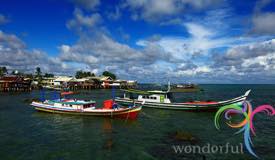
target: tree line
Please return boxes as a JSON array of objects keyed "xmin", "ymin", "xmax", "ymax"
[
  {"xmin": 75, "ymin": 70, "xmax": 116, "ymax": 79},
  {"xmin": 0, "ymin": 66, "xmax": 117, "ymax": 80}
]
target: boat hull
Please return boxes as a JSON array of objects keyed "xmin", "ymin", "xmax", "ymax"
[
  {"xmin": 31, "ymin": 102, "xmax": 142, "ymax": 120},
  {"xmin": 115, "ymin": 90, "xmax": 250, "ymax": 111},
  {"xmin": 170, "ymin": 88, "xmax": 200, "ymax": 93}
]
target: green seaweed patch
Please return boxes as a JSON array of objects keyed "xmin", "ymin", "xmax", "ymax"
[{"xmin": 172, "ymin": 131, "xmax": 198, "ymax": 143}]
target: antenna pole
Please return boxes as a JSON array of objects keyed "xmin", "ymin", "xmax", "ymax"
[{"xmin": 167, "ymin": 81, "xmax": 171, "ymax": 92}]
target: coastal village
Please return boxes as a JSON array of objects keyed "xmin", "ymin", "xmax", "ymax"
[{"xmin": 0, "ymin": 67, "xmax": 137, "ymax": 92}]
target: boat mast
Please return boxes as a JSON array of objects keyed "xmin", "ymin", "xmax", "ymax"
[{"xmin": 167, "ymin": 81, "xmax": 171, "ymax": 92}]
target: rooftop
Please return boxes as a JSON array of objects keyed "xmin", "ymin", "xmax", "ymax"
[{"xmin": 54, "ymin": 76, "xmax": 73, "ymax": 82}]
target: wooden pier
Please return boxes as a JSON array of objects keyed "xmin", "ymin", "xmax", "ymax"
[{"xmin": 0, "ymin": 76, "xmax": 32, "ymax": 92}]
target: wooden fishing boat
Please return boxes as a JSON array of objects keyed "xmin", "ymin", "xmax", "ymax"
[
  {"xmin": 31, "ymin": 99, "xmax": 142, "ymax": 119},
  {"xmin": 115, "ymin": 89, "xmax": 251, "ymax": 111},
  {"xmin": 170, "ymin": 83, "xmax": 201, "ymax": 92}
]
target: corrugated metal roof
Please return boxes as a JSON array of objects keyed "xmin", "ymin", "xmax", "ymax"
[
  {"xmin": 0, "ymin": 76, "xmax": 22, "ymax": 82},
  {"xmin": 54, "ymin": 76, "xmax": 73, "ymax": 82}
]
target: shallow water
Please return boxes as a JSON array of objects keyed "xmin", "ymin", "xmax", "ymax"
[{"xmin": 0, "ymin": 84, "xmax": 275, "ymax": 160}]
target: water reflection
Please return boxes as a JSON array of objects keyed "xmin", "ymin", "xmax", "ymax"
[{"xmin": 102, "ymin": 118, "xmax": 113, "ymax": 150}]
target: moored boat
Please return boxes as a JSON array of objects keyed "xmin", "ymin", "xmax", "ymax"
[
  {"xmin": 115, "ymin": 89, "xmax": 251, "ymax": 111},
  {"xmin": 42, "ymin": 85, "xmax": 62, "ymax": 90},
  {"xmin": 31, "ymin": 99, "xmax": 142, "ymax": 119},
  {"xmin": 170, "ymin": 83, "xmax": 201, "ymax": 92}
]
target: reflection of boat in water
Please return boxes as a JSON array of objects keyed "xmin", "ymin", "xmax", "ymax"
[
  {"xmin": 31, "ymin": 99, "xmax": 142, "ymax": 119},
  {"xmin": 42, "ymin": 86, "xmax": 62, "ymax": 90},
  {"xmin": 170, "ymin": 83, "xmax": 200, "ymax": 92},
  {"xmin": 115, "ymin": 89, "xmax": 251, "ymax": 111},
  {"xmin": 102, "ymin": 118, "xmax": 113, "ymax": 150}
]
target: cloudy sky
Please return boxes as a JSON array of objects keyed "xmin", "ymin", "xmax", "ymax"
[{"xmin": 0, "ymin": 0, "xmax": 275, "ymax": 83}]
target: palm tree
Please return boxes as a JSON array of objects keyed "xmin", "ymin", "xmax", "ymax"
[
  {"xmin": 36, "ymin": 67, "xmax": 41, "ymax": 77},
  {"xmin": 0, "ymin": 66, "xmax": 8, "ymax": 76},
  {"xmin": 35, "ymin": 67, "xmax": 42, "ymax": 87}
]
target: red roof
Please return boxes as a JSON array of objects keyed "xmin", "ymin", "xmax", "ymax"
[{"xmin": 0, "ymin": 76, "xmax": 23, "ymax": 82}]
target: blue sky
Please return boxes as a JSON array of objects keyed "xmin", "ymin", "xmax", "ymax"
[{"xmin": 0, "ymin": 0, "xmax": 275, "ymax": 83}]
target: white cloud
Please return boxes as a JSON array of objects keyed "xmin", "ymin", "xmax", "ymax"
[
  {"xmin": 183, "ymin": 0, "xmax": 221, "ymax": 9},
  {"xmin": 223, "ymin": 39, "xmax": 275, "ymax": 60},
  {"xmin": 107, "ymin": 6, "xmax": 121, "ymax": 20},
  {"xmin": 122, "ymin": 0, "xmax": 222, "ymax": 22},
  {"xmin": 212, "ymin": 39, "xmax": 275, "ymax": 82},
  {"xmin": 252, "ymin": 13, "xmax": 275, "ymax": 34},
  {"xmin": 137, "ymin": 22, "xmax": 232, "ymax": 61},
  {"xmin": 184, "ymin": 23, "xmax": 213, "ymax": 38},
  {"xmin": 60, "ymin": 45, "xmax": 70, "ymax": 53},
  {"xmin": 0, "ymin": 14, "xmax": 9, "ymax": 25},
  {"xmin": 0, "ymin": 30, "xmax": 73, "ymax": 75},
  {"xmin": 71, "ymin": 0, "xmax": 100, "ymax": 10},
  {"xmin": 242, "ymin": 53, "xmax": 275, "ymax": 70},
  {"xmin": 59, "ymin": 31, "xmax": 173, "ymax": 72},
  {"xmin": 66, "ymin": 8, "xmax": 102, "ymax": 31},
  {"xmin": 2, "ymin": 0, "xmax": 273, "ymax": 83},
  {"xmin": 160, "ymin": 18, "xmax": 183, "ymax": 26},
  {"xmin": 173, "ymin": 66, "xmax": 212, "ymax": 77},
  {"xmin": 251, "ymin": 0, "xmax": 275, "ymax": 35}
]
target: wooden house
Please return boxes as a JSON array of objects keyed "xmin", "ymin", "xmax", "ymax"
[{"xmin": 0, "ymin": 76, "xmax": 32, "ymax": 91}]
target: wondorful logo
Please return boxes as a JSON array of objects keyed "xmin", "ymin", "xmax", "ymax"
[{"xmin": 214, "ymin": 100, "xmax": 275, "ymax": 158}]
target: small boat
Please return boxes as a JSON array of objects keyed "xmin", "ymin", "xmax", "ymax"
[
  {"xmin": 42, "ymin": 85, "xmax": 62, "ymax": 90},
  {"xmin": 115, "ymin": 89, "xmax": 251, "ymax": 111},
  {"xmin": 60, "ymin": 91, "xmax": 75, "ymax": 96},
  {"xmin": 170, "ymin": 83, "xmax": 201, "ymax": 92},
  {"xmin": 31, "ymin": 99, "xmax": 142, "ymax": 119}
]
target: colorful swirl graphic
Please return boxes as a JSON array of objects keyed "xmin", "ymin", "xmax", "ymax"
[{"xmin": 214, "ymin": 100, "xmax": 275, "ymax": 158}]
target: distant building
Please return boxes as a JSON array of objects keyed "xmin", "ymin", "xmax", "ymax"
[
  {"xmin": 67, "ymin": 78, "xmax": 98, "ymax": 90},
  {"xmin": 87, "ymin": 77, "xmax": 102, "ymax": 88},
  {"xmin": 41, "ymin": 77, "xmax": 56, "ymax": 87},
  {"xmin": 53, "ymin": 76, "xmax": 73, "ymax": 88},
  {"xmin": 100, "ymin": 76, "xmax": 114, "ymax": 88},
  {"xmin": 99, "ymin": 77, "xmax": 137, "ymax": 89},
  {"xmin": 0, "ymin": 76, "xmax": 32, "ymax": 91},
  {"xmin": 126, "ymin": 80, "xmax": 137, "ymax": 88},
  {"xmin": 110, "ymin": 80, "xmax": 137, "ymax": 88},
  {"xmin": 112, "ymin": 79, "xmax": 127, "ymax": 88}
]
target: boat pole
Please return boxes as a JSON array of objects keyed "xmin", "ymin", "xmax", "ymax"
[{"xmin": 112, "ymin": 86, "xmax": 115, "ymax": 101}]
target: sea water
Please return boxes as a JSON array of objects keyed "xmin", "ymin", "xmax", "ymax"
[{"xmin": 0, "ymin": 84, "xmax": 274, "ymax": 160}]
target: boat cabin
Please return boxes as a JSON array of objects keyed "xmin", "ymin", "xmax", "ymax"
[
  {"xmin": 47, "ymin": 99, "xmax": 96, "ymax": 110},
  {"xmin": 137, "ymin": 94, "xmax": 171, "ymax": 103},
  {"xmin": 121, "ymin": 89, "xmax": 173, "ymax": 103}
]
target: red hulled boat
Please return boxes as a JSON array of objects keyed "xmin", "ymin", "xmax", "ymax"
[{"xmin": 31, "ymin": 99, "xmax": 142, "ymax": 120}]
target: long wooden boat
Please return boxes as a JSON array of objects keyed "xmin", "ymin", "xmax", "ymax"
[
  {"xmin": 115, "ymin": 89, "xmax": 251, "ymax": 111},
  {"xmin": 31, "ymin": 99, "xmax": 142, "ymax": 119},
  {"xmin": 170, "ymin": 84, "xmax": 200, "ymax": 92}
]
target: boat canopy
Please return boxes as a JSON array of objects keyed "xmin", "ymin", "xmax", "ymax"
[
  {"xmin": 49, "ymin": 100, "xmax": 96, "ymax": 105},
  {"xmin": 121, "ymin": 89, "xmax": 168, "ymax": 95}
]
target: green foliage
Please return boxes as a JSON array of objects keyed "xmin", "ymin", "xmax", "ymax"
[
  {"xmin": 0, "ymin": 66, "xmax": 8, "ymax": 76},
  {"xmin": 25, "ymin": 74, "xmax": 34, "ymax": 79},
  {"xmin": 102, "ymin": 71, "xmax": 116, "ymax": 80},
  {"xmin": 35, "ymin": 67, "xmax": 43, "ymax": 85},
  {"xmin": 75, "ymin": 70, "xmax": 95, "ymax": 79},
  {"xmin": 35, "ymin": 67, "xmax": 41, "ymax": 77},
  {"xmin": 44, "ymin": 73, "xmax": 54, "ymax": 78},
  {"xmin": 11, "ymin": 70, "xmax": 22, "ymax": 75}
]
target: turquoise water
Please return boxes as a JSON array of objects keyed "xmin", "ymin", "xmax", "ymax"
[{"xmin": 0, "ymin": 84, "xmax": 275, "ymax": 160}]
